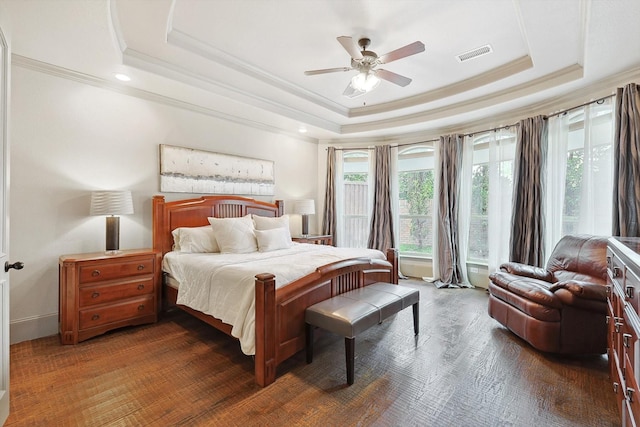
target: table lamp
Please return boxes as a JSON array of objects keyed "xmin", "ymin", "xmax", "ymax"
[
  {"xmin": 294, "ymin": 199, "xmax": 315, "ymax": 237},
  {"xmin": 90, "ymin": 190, "xmax": 134, "ymax": 254}
]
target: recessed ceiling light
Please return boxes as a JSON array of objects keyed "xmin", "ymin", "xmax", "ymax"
[
  {"xmin": 114, "ymin": 73, "xmax": 131, "ymax": 82},
  {"xmin": 298, "ymin": 126, "xmax": 307, "ymax": 134}
]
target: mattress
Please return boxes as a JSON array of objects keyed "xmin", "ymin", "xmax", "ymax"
[{"xmin": 162, "ymin": 243, "xmax": 386, "ymax": 355}]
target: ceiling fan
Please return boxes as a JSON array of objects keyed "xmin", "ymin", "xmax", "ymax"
[{"xmin": 304, "ymin": 36, "xmax": 425, "ymax": 98}]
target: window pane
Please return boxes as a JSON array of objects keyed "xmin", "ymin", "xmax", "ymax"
[
  {"xmin": 398, "ymin": 146, "xmax": 434, "ymax": 256},
  {"xmin": 468, "ymin": 164, "xmax": 488, "ymax": 260},
  {"xmin": 466, "ymin": 131, "xmax": 515, "ymax": 265},
  {"xmin": 342, "ymin": 151, "xmax": 369, "ymax": 247}
]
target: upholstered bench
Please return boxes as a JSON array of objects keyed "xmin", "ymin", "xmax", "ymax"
[{"xmin": 305, "ymin": 282, "xmax": 420, "ymax": 385}]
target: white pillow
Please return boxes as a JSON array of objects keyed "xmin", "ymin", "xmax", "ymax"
[
  {"xmin": 255, "ymin": 228, "xmax": 293, "ymax": 252},
  {"xmin": 253, "ymin": 214, "xmax": 290, "ymax": 230},
  {"xmin": 253, "ymin": 214, "xmax": 292, "ymax": 240},
  {"xmin": 208, "ymin": 215, "xmax": 257, "ymax": 254},
  {"xmin": 171, "ymin": 226, "xmax": 219, "ymax": 253}
]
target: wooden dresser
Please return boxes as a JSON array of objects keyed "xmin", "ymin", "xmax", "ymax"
[
  {"xmin": 607, "ymin": 237, "xmax": 640, "ymax": 426},
  {"xmin": 59, "ymin": 248, "xmax": 161, "ymax": 344}
]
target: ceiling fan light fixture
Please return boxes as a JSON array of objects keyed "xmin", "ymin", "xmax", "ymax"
[{"xmin": 350, "ymin": 71, "xmax": 380, "ymax": 93}]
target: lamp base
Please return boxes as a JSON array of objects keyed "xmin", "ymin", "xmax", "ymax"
[
  {"xmin": 301, "ymin": 214, "xmax": 309, "ymax": 237},
  {"xmin": 105, "ymin": 216, "xmax": 120, "ymax": 253}
]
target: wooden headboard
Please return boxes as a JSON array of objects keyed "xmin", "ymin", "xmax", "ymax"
[{"xmin": 152, "ymin": 195, "xmax": 284, "ymax": 257}]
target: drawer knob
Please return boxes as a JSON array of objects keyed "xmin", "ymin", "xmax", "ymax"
[
  {"xmin": 92, "ymin": 314, "xmax": 100, "ymax": 321},
  {"xmin": 91, "ymin": 270, "xmax": 101, "ymax": 277},
  {"xmin": 137, "ymin": 304, "xmax": 145, "ymax": 311},
  {"xmin": 624, "ymin": 333, "xmax": 633, "ymax": 348},
  {"xmin": 615, "ymin": 322, "xmax": 623, "ymax": 333},
  {"xmin": 627, "ymin": 387, "xmax": 635, "ymax": 402},
  {"xmin": 91, "ymin": 292, "xmax": 100, "ymax": 299},
  {"xmin": 137, "ymin": 264, "xmax": 145, "ymax": 271},
  {"xmin": 614, "ymin": 267, "xmax": 622, "ymax": 278},
  {"xmin": 137, "ymin": 284, "xmax": 145, "ymax": 291}
]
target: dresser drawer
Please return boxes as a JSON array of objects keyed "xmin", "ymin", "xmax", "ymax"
[
  {"xmin": 627, "ymin": 268, "xmax": 640, "ymax": 313},
  {"xmin": 79, "ymin": 295, "xmax": 155, "ymax": 329},
  {"xmin": 79, "ymin": 278, "xmax": 154, "ymax": 307},
  {"xmin": 609, "ymin": 249, "xmax": 625, "ymax": 288},
  {"xmin": 79, "ymin": 257, "xmax": 154, "ymax": 284}
]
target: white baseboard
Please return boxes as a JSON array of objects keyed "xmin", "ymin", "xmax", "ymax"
[{"xmin": 10, "ymin": 313, "xmax": 58, "ymax": 344}]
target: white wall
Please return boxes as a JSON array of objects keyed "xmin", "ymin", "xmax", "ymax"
[{"xmin": 9, "ymin": 65, "xmax": 319, "ymax": 343}]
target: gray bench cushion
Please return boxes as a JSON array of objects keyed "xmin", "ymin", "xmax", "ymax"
[
  {"xmin": 305, "ymin": 283, "xmax": 419, "ymax": 338},
  {"xmin": 305, "ymin": 282, "xmax": 420, "ymax": 385},
  {"xmin": 368, "ymin": 282, "xmax": 420, "ymax": 308}
]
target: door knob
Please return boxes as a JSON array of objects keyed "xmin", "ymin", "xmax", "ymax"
[{"xmin": 5, "ymin": 261, "xmax": 24, "ymax": 272}]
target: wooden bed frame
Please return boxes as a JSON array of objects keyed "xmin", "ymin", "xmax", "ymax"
[{"xmin": 152, "ymin": 195, "xmax": 399, "ymax": 387}]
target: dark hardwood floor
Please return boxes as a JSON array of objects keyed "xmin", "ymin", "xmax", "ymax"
[{"xmin": 6, "ymin": 279, "xmax": 619, "ymax": 426}]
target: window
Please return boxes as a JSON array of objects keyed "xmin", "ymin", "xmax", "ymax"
[
  {"xmin": 547, "ymin": 100, "xmax": 613, "ymax": 252},
  {"xmin": 341, "ymin": 150, "xmax": 370, "ymax": 248},
  {"xmin": 397, "ymin": 146, "xmax": 435, "ymax": 257},
  {"xmin": 466, "ymin": 131, "xmax": 516, "ymax": 266},
  {"xmin": 563, "ymin": 105, "xmax": 613, "ymax": 235}
]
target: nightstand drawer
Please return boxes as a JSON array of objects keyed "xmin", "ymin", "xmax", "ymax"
[
  {"xmin": 79, "ymin": 257, "xmax": 154, "ymax": 284},
  {"xmin": 79, "ymin": 278, "xmax": 154, "ymax": 307},
  {"xmin": 79, "ymin": 295, "xmax": 155, "ymax": 329}
]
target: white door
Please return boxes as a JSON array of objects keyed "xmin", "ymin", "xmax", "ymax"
[{"xmin": 0, "ymin": 23, "xmax": 10, "ymax": 425}]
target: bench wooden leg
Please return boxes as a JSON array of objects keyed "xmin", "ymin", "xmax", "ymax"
[
  {"xmin": 306, "ymin": 323, "xmax": 313, "ymax": 364},
  {"xmin": 345, "ymin": 337, "xmax": 355, "ymax": 385},
  {"xmin": 413, "ymin": 302, "xmax": 419, "ymax": 335}
]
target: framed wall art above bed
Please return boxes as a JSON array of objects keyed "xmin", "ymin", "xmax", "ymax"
[{"xmin": 159, "ymin": 144, "xmax": 275, "ymax": 196}]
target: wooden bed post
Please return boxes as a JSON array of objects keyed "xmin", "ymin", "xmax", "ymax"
[
  {"xmin": 254, "ymin": 273, "xmax": 277, "ymax": 387},
  {"xmin": 387, "ymin": 248, "xmax": 399, "ymax": 284}
]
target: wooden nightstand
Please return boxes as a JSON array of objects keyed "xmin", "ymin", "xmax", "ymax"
[
  {"xmin": 59, "ymin": 248, "xmax": 161, "ymax": 344},
  {"xmin": 292, "ymin": 235, "xmax": 333, "ymax": 245}
]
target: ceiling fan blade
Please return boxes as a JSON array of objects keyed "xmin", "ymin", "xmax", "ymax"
[
  {"xmin": 304, "ymin": 67, "xmax": 352, "ymax": 76},
  {"xmin": 343, "ymin": 83, "xmax": 365, "ymax": 98},
  {"xmin": 337, "ymin": 36, "xmax": 363, "ymax": 60},
  {"xmin": 378, "ymin": 41, "xmax": 425, "ymax": 64},
  {"xmin": 377, "ymin": 69, "xmax": 412, "ymax": 87}
]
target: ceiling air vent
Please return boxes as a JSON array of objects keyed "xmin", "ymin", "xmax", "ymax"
[{"xmin": 456, "ymin": 44, "xmax": 493, "ymax": 63}]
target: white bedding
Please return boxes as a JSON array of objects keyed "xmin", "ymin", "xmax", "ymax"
[{"xmin": 162, "ymin": 243, "xmax": 386, "ymax": 355}]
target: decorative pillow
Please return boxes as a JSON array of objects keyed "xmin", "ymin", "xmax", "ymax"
[
  {"xmin": 255, "ymin": 228, "xmax": 293, "ymax": 252},
  {"xmin": 253, "ymin": 214, "xmax": 290, "ymax": 231},
  {"xmin": 208, "ymin": 215, "xmax": 257, "ymax": 254},
  {"xmin": 171, "ymin": 226, "xmax": 219, "ymax": 253}
]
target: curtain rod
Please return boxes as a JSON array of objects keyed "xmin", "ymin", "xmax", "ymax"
[{"xmin": 330, "ymin": 93, "xmax": 616, "ymax": 152}]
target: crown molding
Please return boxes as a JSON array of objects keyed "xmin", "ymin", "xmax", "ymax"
[
  {"xmin": 340, "ymin": 63, "xmax": 584, "ymax": 134},
  {"xmin": 323, "ymin": 64, "xmax": 640, "ymax": 145},
  {"xmin": 167, "ymin": 27, "xmax": 349, "ymax": 118},
  {"xmin": 122, "ymin": 47, "xmax": 340, "ymax": 134},
  {"xmin": 11, "ymin": 54, "xmax": 320, "ymax": 144},
  {"xmin": 348, "ymin": 56, "xmax": 534, "ymax": 118}
]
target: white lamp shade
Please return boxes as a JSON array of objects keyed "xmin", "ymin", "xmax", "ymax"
[
  {"xmin": 294, "ymin": 199, "xmax": 315, "ymax": 215},
  {"xmin": 90, "ymin": 191, "xmax": 134, "ymax": 216}
]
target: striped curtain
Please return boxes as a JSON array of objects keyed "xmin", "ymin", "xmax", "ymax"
[
  {"xmin": 613, "ymin": 83, "xmax": 640, "ymax": 237},
  {"xmin": 367, "ymin": 145, "xmax": 395, "ymax": 251},
  {"xmin": 322, "ymin": 147, "xmax": 337, "ymax": 245},
  {"xmin": 510, "ymin": 116, "xmax": 548, "ymax": 266},
  {"xmin": 434, "ymin": 134, "xmax": 467, "ymax": 288}
]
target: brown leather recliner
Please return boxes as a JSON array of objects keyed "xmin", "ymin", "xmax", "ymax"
[{"xmin": 488, "ymin": 234, "xmax": 608, "ymax": 354}]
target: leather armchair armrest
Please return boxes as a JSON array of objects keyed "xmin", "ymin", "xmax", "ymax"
[
  {"xmin": 499, "ymin": 262, "xmax": 554, "ymax": 282},
  {"xmin": 489, "ymin": 272, "xmax": 561, "ymax": 309},
  {"xmin": 549, "ymin": 280, "xmax": 608, "ymax": 313},
  {"xmin": 549, "ymin": 280, "xmax": 607, "ymax": 301}
]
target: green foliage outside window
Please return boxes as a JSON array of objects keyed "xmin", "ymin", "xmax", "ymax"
[{"xmin": 399, "ymin": 170, "xmax": 434, "ymax": 254}]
